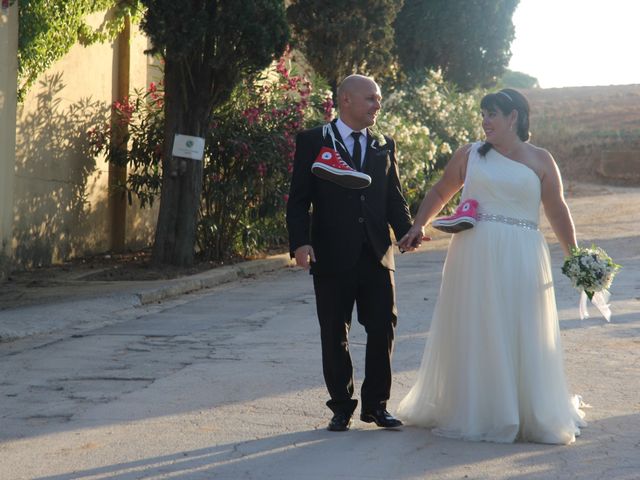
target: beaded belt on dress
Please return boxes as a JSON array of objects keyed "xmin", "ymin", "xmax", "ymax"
[{"xmin": 477, "ymin": 213, "xmax": 538, "ymax": 230}]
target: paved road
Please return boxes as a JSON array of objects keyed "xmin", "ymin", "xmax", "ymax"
[{"xmin": 1, "ymin": 183, "xmax": 639, "ymax": 479}]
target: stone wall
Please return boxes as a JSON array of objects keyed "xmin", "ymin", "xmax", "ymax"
[
  {"xmin": 7, "ymin": 10, "xmax": 161, "ymax": 268},
  {"xmin": 0, "ymin": 3, "xmax": 18, "ymax": 278},
  {"xmin": 598, "ymin": 151, "xmax": 640, "ymax": 182}
]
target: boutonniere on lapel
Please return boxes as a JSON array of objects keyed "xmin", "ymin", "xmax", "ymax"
[
  {"xmin": 369, "ymin": 129, "xmax": 388, "ymax": 151},
  {"xmin": 310, "ymin": 123, "xmax": 371, "ymax": 189}
]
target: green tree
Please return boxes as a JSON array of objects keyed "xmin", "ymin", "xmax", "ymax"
[
  {"xmin": 16, "ymin": 0, "xmax": 139, "ymax": 101},
  {"xmin": 501, "ymin": 69, "xmax": 539, "ymax": 89},
  {"xmin": 394, "ymin": 0, "xmax": 519, "ymax": 89},
  {"xmin": 139, "ymin": 0, "xmax": 288, "ymax": 266},
  {"xmin": 287, "ymin": 0, "xmax": 403, "ymax": 95}
]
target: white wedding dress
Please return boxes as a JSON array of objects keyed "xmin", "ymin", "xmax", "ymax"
[{"xmin": 397, "ymin": 142, "xmax": 586, "ymax": 444}]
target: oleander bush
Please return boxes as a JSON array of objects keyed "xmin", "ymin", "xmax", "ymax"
[
  {"xmin": 200, "ymin": 50, "xmax": 332, "ymax": 258},
  {"xmin": 91, "ymin": 49, "xmax": 333, "ymax": 260},
  {"xmin": 377, "ymin": 69, "xmax": 484, "ymax": 212}
]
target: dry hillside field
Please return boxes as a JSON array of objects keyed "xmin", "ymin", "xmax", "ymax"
[{"xmin": 522, "ymin": 84, "xmax": 640, "ymax": 186}]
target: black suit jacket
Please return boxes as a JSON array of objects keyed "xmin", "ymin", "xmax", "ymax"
[{"xmin": 286, "ymin": 121, "xmax": 413, "ymax": 275}]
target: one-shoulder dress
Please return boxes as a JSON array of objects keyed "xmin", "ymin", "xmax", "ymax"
[{"xmin": 397, "ymin": 143, "xmax": 586, "ymax": 444}]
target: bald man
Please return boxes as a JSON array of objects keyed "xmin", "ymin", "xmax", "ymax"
[{"xmin": 286, "ymin": 75, "xmax": 414, "ymax": 431}]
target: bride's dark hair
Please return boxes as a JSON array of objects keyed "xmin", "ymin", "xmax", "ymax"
[{"xmin": 478, "ymin": 88, "xmax": 530, "ymax": 156}]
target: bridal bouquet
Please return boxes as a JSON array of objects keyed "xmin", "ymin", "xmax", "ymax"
[{"xmin": 562, "ymin": 245, "xmax": 621, "ymax": 321}]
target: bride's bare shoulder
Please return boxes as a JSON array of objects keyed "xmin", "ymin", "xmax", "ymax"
[
  {"xmin": 525, "ymin": 143, "xmax": 557, "ymax": 166},
  {"xmin": 525, "ymin": 143, "xmax": 561, "ymax": 179},
  {"xmin": 525, "ymin": 143, "xmax": 554, "ymax": 161}
]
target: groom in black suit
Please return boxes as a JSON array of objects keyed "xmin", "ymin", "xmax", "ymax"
[{"xmin": 286, "ymin": 75, "xmax": 417, "ymax": 431}]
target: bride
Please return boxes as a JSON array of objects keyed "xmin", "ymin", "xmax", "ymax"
[{"xmin": 396, "ymin": 88, "xmax": 586, "ymax": 444}]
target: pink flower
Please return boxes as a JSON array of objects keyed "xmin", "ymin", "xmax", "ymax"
[
  {"xmin": 276, "ymin": 55, "xmax": 290, "ymax": 80},
  {"xmin": 242, "ymin": 108, "xmax": 260, "ymax": 125},
  {"xmin": 112, "ymin": 97, "xmax": 136, "ymax": 125},
  {"xmin": 275, "ymin": 46, "xmax": 293, "ymax": 79},
  {"xmin": 299, "ymin": 84, "xmax": 311, "ymax": 98},
  {"xmin": 257, "ymin": 162, "xmax": 268, "ymax": 177},
  {"xmin": 322, "ymin": 97, "xmax": 334, "ymax": 122},
  {"xmin": 283, "ymin": 194, "xmax": 289, "ymax": 203}
]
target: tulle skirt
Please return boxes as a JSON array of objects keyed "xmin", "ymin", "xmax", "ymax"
[{"xmin": 397, "ymin": 221, "xmax": 586, "ymax": 444}]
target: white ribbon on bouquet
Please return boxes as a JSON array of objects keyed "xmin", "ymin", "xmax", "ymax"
[{"xmin": 578, "ymin": 290, "xmax": 611, "ymax": 322}]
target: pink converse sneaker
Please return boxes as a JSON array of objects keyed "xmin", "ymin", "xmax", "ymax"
[
  {"xmin": 311, "ymin": 147, "xmax": 371, "ymax": 189},
  {"xmin": 431, "ymin": 199, "xmax": 479, "ymax": 233}
]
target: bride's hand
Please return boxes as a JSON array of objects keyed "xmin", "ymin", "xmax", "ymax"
[{"xmin": 398, "ymin": 226, "xmax": 430, "ymax": 252}]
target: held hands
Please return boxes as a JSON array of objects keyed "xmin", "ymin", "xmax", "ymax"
[
  {"xmin": 397, "ymin": 226, "xmax": 431, "ymax": 252},
  {"xmin": 294, "ymin": 244, "xmax": 316, "ymax": 270}
]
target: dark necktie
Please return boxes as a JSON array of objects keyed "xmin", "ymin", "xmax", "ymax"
[{"xmin": 351, "ymin": 131, "xmax": 362, "ymax": 171}]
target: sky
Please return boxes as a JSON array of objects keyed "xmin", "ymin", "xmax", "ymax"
[{"xmin": 508, "ymin": 0, "xmax": 640, "ymax": 88}]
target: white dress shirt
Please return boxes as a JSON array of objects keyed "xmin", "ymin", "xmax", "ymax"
[{"xmin": 336, "ymin": 118, "xmax": 367, "ymax": 168}]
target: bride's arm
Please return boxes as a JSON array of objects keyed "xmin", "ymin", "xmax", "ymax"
[
  {"xmin": 397, "ymin": 144, "xmax": 470, "ymax": 250},
  {"xmin": 540, "ymin": 149, "xmax": 577, "ymax": 257}
]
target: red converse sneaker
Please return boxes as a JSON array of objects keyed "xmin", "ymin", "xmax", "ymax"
[
  {"xmin": 311, "ymin": 147, "xmax": 371, "ymax": 189},
  {"xmin": 432, "ymin": 199, "xmax": 479, "ymax": 233}
]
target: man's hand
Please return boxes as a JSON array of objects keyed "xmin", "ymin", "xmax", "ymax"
[
  {"xmin": 397, "ymin": 226, "xmax": 430, "ymax": 252},
  {"xmin": 294, "ymin": 244, "xmax": 316, "ymax": 270}
]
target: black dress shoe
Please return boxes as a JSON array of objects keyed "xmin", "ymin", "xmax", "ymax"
[
  {"xmin": 360, "ymin": 409, "xmax": 403, "ymax": 428},
  {"xmin": 327, "ymin": 412, "xmax": 352, "ymax": 431}
]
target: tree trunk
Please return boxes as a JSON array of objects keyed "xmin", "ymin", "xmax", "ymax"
[
  {"xmin": 151, "ymin": 54, "xmax": 205, "ymax": 267},
  {"xmin": 109, "ymin": 15, "xmax": 130, "ymax": 253}
]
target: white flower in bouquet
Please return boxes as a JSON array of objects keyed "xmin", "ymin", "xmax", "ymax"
[{"xmin": 562, "ymin": 245, "xmax": 621, "ymax": 300}]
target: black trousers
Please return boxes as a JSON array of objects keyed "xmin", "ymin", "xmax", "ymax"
[{"xmin": 312, "ymin": 245, "xmax": 397, "ymax": 415}]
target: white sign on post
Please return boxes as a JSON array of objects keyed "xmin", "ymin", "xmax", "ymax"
[{"xmin": 172, "ymin": 134, "xmax": 205, "ymax": 161}]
